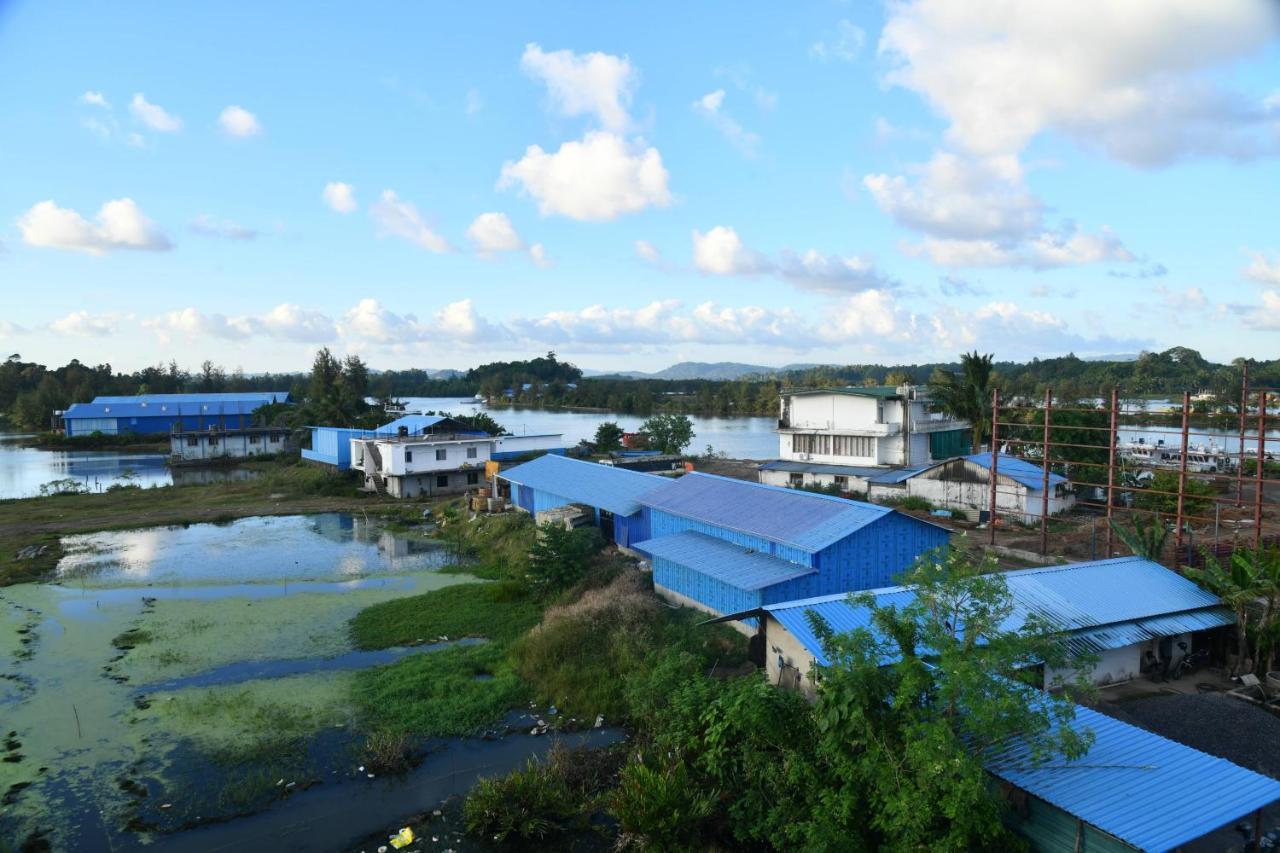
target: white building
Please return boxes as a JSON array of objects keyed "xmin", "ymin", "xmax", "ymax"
[
  {"xmin": 760, "ymin": 386, "xmax": 970, "ymax": 493},
  {"xmin": 887, "ymin": 451, "xmax": 1076, "ymax": 524},
  {"xmin": 351, "ymin": 432, "xmax": 495, "ymax": 498},
  {"xmin": 170, "ymin": 427, "xmax": 289, "ymax": 462}
]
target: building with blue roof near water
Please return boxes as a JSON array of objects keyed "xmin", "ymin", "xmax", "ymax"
[
  {"xmin": 718, "ymin": 555, "xmax": 1232, "ymax": 697},
  {"xmin": 884, "ymin": 451, "xmax": 1076, "ymax": 524},
  {"xmin": 497, "ymin": 454, "xmax": 662, "ymax": 549},
  {"xmin": 61, "ymin": 391, "xmax": 289, "ymax": 436},
  {"xmin": 632, "ymin": 472, "xmax": 950, "ymax": 630},
  {"xmin": 304, "ymin": 415, "xmax": 566, "ymax": 471}
]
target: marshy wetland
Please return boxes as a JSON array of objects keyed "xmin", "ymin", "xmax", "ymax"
[{"xmin": 0, "ymin": 511, "xmax": 607, "ymax": 851}]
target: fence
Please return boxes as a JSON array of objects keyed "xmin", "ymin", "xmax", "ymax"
[{"xmin": 979, "ymin": 377, "xmax": 1277, "ymax": 569}]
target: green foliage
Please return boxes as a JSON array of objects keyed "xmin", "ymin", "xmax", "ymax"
[
  {"xmin": 1134, "ymin": 471, "xmax": 1215, "ymax": 518},
  {"xmin": 527, "ymin": 524, "xmax": 604, "ymax": 593},
  {"xmin": 882, "ymin": 494, "xmax": 934, "ymax": 511},
  {"xmin": 611, "ymin": 754, "xmax": 717, "ymax": 852},
  {"xmin": 593, "ymin": 421, "xmax": 624, "ymax": 452},
  {"xmin": 352, "ymin": 643, "xmax": 527, "ymax": 736},
  {"xmin": 422, "ymin": 409, "xmax": 506, "ymax": 435},
  {"xmin": 349, "ymin": 582, "xmax": 542, "ymax": 650},
  {"xmin": 928, "ymin": 351, "xmax": 996, "ymax": 453},
  {"xmin": 1108, "ymin": 515, "xmax": 1170, "ymax": 560},
  {"xmin": 1185, "ymin": 547, "xmax": 1280, "ymax": 674},
  {"xmin": 38, "ymin": 477, "xmax": 88, "ymax": 496},
  {"xmin": 639, "ymin": 412, "xmax": 695, "ymax": 454},
  {"xmin": 795, "ymin": 481, "xmax": 845, "ymax": 497},
  {"xmin": 1242, "ymin": 458, "xmax": 1280, "ymax": 480}
]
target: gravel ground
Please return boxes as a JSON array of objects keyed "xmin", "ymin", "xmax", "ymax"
[{"xmin": 1095, "ymin": 692, "xmax": 1280, "ymax": 779}]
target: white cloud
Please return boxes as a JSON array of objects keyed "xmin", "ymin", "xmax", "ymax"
[
  {"xmin": 520, "ymin": 43, "xmax": 637, "ymax": 132},
  {"xmin": 529, "ymin": 243, "xmax": 551, "ymax": 268},
  {"xmin": 467, "ymin": 212, "xmax": 525, "ymax": 255},
  {"xmin": 341, "ymin": 298, "xmax": 503, "ymax": 344},
  {"xmin": 18, "ymin": 198, "xmax": 172, "ymax": 255},
  {"xmin": 129, "ymin": 93, "xmax": 182, "ymax": 132},
  {"xmin": 0, "ymin": 320, "xmax": 27, "ymax": 338},
  {"xmin": 879, "ymin": 0, "xmax": 1279, "ymax": 166},
  {"xmin": 369, "ymin": 190, "xmax": 452, "ymax": 253},
  {"xmin": 322, "ymin": 182, "xmax": 358, "ymax": 214},
  {"xmin": 634, "ymin": 239, "xmax": 663, "ymax": 265},
  {"xmin": 1244, "ymin": 250, "xmax": 1280, "ymax": 285},
  {"xmin": 692, "ymin": 89, "xmax": 760, "ymax": 157},
  {"xmin": 692, "ymin": 226, "xmax": 896, "ymax": 293},
  {"xmin": 189, "ymin": 214, "xmax": 256, "ymax": 240},
  {"xmin": 910, "ymin": 224, "xmax": 1132, "ymax": 270},
  {"xmin": 498, "ymin": 131, "xmax": 672, "ymax": 221},
  {"xmin": 1243, "ymin": 290, "xmax": 1280, "ymax": 330},
  {"xmin": 145, "ymin": 304, "xmax": 337, "ymax": 343},
  {"xmin": 81, "ymin": 90, "xmax": 110, "ymax": 108},
  {"xmin": 810, "ymin": 20, "xmax": 866, "ymax": 63},
  {"xmin": 50, "ymin": 311, "xmax": 120, "ymax": 337},
  {"xmin": 218, "ymin": 105, "xmax": 262, "ymax": 138}
]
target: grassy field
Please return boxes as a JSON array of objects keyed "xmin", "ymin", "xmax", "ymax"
[
  {"xmin": 350, "ymin": 582, "xmax": 542, "ymax": 650},
  {"xmin": 0, "ymin": 458, "xmax": 415, "ymax": 586}
]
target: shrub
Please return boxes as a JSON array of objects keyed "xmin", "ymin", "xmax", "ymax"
[
  {"xmin": 611, "ymin": 754, "xmax": 716, "ymax": 851},
  {"xmin": 362, "ymin": 729, "xmax": 414, "ymax": 774},
  {"xmin": 527, "ymin": 523, "xmax": 604, "ymax": 593},
  {"xmin": 881, "ymin": 494, "xmax": 934, "ymax": 511}
]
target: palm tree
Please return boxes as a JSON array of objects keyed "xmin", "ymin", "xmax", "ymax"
[
  {"xmin": 1108, "ymin": 516, "xmax": 1170, "ymax": 561},
  {"xmin": 1184, "ymin": 548, "xmax": 1278, "ymax": 675},
  {"xmin": 927, "ymin": 351, "xmax": 995, "ymax": 454}
]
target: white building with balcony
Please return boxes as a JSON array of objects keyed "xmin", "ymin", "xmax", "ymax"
[
  {"xmin": 759, "ymin": 386, "xmax": 971, "ymax": 494},
  {"xmin": 351, "ymin": 431, "xmax": 495, "ymax": 498}
]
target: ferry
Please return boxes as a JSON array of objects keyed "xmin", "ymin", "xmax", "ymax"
[{"xmin": 1118, "ymin": 438, "xmax": 1235, "ymax": 473}]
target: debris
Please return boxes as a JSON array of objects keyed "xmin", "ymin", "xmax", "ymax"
[
  {"xmin": 594, "ymin": 714, "xmax": 604, "ymax": 728},
  {"xmin": 367, "ymin": 772, "xmax": 375, "ymax": 778},
  {"xmin": 160, "ymin": 803, "xmax": 171, "ymax": 809},
  {"xmin": 275, "ymin": 778, "xmax": 284, "ymax": 786},
  {"xmin": 547, "ymin": 705, "xmax": 557, "ymax": 716},
  {"xmin": 389, "ymin": 827, "xmax": 415, "ymax": 849}
]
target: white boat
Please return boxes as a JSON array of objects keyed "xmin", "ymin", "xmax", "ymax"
[{"xmin": 1118, "ymin": 438, "xmax": 1234, "ymax": 473}]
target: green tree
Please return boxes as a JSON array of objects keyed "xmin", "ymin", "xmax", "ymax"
[
  {"xmin": 594, "ymin": 421, "xmax": 624, "ymax": 453},
  {"xmin": 1186, "ymin": 547, "xmax": 1280, "ymax": 674},
  {"xmin": 1134, "ymin": 471, "xmax": 1214, "ymax": 519},
  {"xmin": 928, "ymin": 351, "xmax": 996, "ymax": 453},
  {"xmin": 639, "ymin": 413, "xmax": 695, "ymax": 455},
  {"xmin": 526, "ymin": 524, "xmax": 603, "ymax": 593},
  {"xmin": 803, "ymin": 548, "xmax": 1094, "ymax": 850},
  {"xmin": 1108, "ymin": 515, "xmax": 1170, "ymax": 561}
]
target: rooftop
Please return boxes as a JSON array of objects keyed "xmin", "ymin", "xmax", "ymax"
[
  {"xmin": 782, "ymin": 385, "xmax": 909, "ymax": 400},
  {"xmin": 64, "ymin": 391, "xmax": 290, "ymax": 419},
  {"xmin": 758, "ymin": 459, "xmax": 933, "ymax": 484},
  {"xmin": 498, "ymin": 453, "xmax": 665, "ymax": 516},
  {"xmin": 638, "ymin": 471, "xmax": 929, "ymax": 553},
  {"xmin": 962, "ymin": 451, "xmax": 1069, "ymax": 490},
  {"xmin": 635, "ymin": 530, "xmax": 817, "ymax": 591}
]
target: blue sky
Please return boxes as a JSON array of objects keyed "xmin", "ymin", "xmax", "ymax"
[{"xmin": 1, "ymin": 1, "xmax": 1278, "ymax": 373}]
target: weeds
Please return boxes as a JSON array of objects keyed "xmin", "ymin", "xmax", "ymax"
[
  {"xmin": 349, "ymin": 582, "xmax": 541, "ymax": 650},
  {"xmin": 362, "ymin": 729, "xmax": 414, "ymax": 774},
  {"xmin": 111, "ymin": 628, "xmax": 154, "ymax": 649}
]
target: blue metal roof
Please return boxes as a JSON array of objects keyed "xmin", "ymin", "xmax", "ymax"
[
  {"xmin": 759, "ymin": 460, "xmax": 896, "ymax": 479},
  {"xmin": 989, "ymin": 703, "xmax": 1280, "ymax": 852},
  {"xmin": 637, "ymin": 472, "xmax": 908, "ymax": 553},
  {"xmin": 964, "ymin": 451, "xmax": 1068, "ymax": 490},
  {"xmin": 635, "ymin": 531, "xmax": 817, "ymax": 591},
  {"xmin": 762, "ymin": 556, "xmax": 1226, "ymax": 666},
  {"xmin": 64, "ymin": 391, "xmax": 290, "ymax": 419},
  {"xmin": 498, "ymin": 454, "xmax": 664, "ymax": 516}
]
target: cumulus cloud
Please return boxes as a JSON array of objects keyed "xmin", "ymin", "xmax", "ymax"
[
  {"xmin": 520, "ymin": 43, "xmax": 637, "ymax": 132},
  {"xmin": 189, "ymin": 214, "xmax": 256, "ymax": 240},
  {"xmin": 81, "ymin": 91, "xmax": 110, "ymax": 108},
  {"xmin": 1244, "ymin": 250, "xmax": 1280, "ymax": 285},
  {"xmin": 692, "ymin": 89, "xmax": 760, "ymax": 157},
  {"xmin": 529, "ymin": 243, "xmax": 551, "ymax": 268},
  {"xmin": 341, "ymin": 298, "xmax": 503, "ymax": 344},
  {"xmin": 218, "ymin": 105, "xmax": 262, "ymax": 138},
  {"xmin": 498, "ymin": 131, "xmax": 672, "ymax": 221},
  {"xmin": 322, "ymin": 182, "xmax": 358, "ymax": 214},
  {"xmin": 879, "ymin": 0, "xmax": 1280, "ymax": 166},
  {"xmin": 810, "ymin": 19, "xmax": 866, "ymax": 63},
  {"xmin": 50, "ymin": 311, "xmax": 120, "ymax": 337},
  {"xmin": 634, "ymin": 239, "xmax": 663, "ymax": 265},
  {"xmin": 1242, "ymin": 290, "xmax": 1280, "ymax": 330},
  {"xmin": 129, "ymin": 93, "xmax": 182, "ymax": 132},
  {"xmin": 369, "ymin": 190, "xmax": 452, "ymax": 253},
  {"xmin": 692, "ymin": 226, "xmax": 897, "ymax": 293},
  {"xmin": 909, "ymin": 225, "xmax": 1132, "ymax": 270},
  {"xmin": 18, "ymin": 198, "xmax": 172, "ymax": 255},
  {"xmin": 506, "ymin": 300, "xmax": 810, "ymax": 349},
  {"xmin": 145, "ymin": 304, "xmax": 338, "ymax": 344},
  {"xmin": 467, "ymin": 212, "xmax": 524, "ymax": 255}
]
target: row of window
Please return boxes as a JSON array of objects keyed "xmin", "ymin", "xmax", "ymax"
[
  {"xmin": 427, "ymin": 471, "xmax": 481, "ymax": 488},
  {"xmin": 184, "ymin": 433, "xmax": 283, "ymax": 447},
  {"xmin": 791, "ymin": 433, "xmax": 875, "ymax": 457},
  {"xmin": 405, "ymin": 446, "xmax": 480, "ymax": 463}
]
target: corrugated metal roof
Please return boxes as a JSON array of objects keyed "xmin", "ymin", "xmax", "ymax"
[
  {"xmin": 783, "ymin": 386, "xmax": 905, "ymax": 399},
  {"xmin": 375, "ymin": 414, "xmax": 446, "ymax": 435},
  {"xmin": 758, "ymin": 460, "xmax": 895, "ymax": 478},
  {"xmin": 964, "ymin": 451, "xmax": 1069, "ymax": 490},
  {"xmin": 635, "ymin": 531, "xmax": 817, "ymax": 591},
  {"xmin": 64, "ymin": 391, "xmax": 290, "ymax": 419},
  {"xmin": 989, "ymin": 704, "xmax": 1280, "ymax": 852},
  {"xmin": 763, "ymin": 556, "xmax": 1226, "ymax": 666},
  {"xmin": 637, "ymin": 472, "xmax": 902, "ymax": 553},
  {"xmin": 498, "ymin": 454, "xmax": 663, "ymax": 516}
]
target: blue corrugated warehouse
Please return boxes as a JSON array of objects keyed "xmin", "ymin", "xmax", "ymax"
[
  {"xmin": 633, "ymin": 472, "xmax": 950, "ymax": 625},
  {"xmin": 498, "ymin": 454, "xmax": 662, "ymax": 549},
  {"xmin": 62, "ymin": 391, "xmax": 289, "ymax": 436}
]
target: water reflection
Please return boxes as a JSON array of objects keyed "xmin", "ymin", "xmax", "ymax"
[{"xmin": 55, "ymin": 513, "xmax": 453, "ymax": 585}]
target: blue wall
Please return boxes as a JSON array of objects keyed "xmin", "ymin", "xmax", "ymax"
[
  {"xmin": 66, "ymin": 412, "xmax": 261, "ymax": 436},
  {"xmin": 648, "ymin": 509, "xmax": 816, "ymax": 567},
  {"xmin": 302, "ymin": 427, "xmax": 373, "ymax": 469},
  {"xmin": 516, "ymin": 484, "xmax": 648, "ymax": 547},
  {"xmin": 652, "ymin": 554, "xmax": 762, "ymax": 625}
]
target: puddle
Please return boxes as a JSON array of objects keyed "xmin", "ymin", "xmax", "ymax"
[
  {"xmin": 55, "ymin": 513, "xmax": 455, "ymax": 586},
  {"xmin": 0, "ymin": 513, "xmax": 507, "ymax": 850},
  {"xmin": 136, "ymin": 638, "xmax": 487, "ymax": 693}
]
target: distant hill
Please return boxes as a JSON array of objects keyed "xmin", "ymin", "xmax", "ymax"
[{"xmin": 587, "ymin": 361, "xmax": 830, "ymax": 381}]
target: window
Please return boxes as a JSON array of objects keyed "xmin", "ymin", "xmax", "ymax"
[
  {"xmin": 208, "ymin": 435, "xmax": 219, "ymax": 446},
  {"xmin": 792, "ymin": 433, "xmax": 873, "ymax": 458},
  {"xmin": 466, "ymin": 471, "xmax": 479, "ymax": 485},
  {"xmin": 405, "ymin": 450, "xmax": 413, "ymax": 462},
  {"xmin": 185, "ymin": 436, "xmax": 198, "ymax": 447},
  {"xmin": 789, "ymin": 473, "xmax": 804, "ymax": 486},
  {"xmin": 834, "ymin": 475, "xmax": 848, "ymax": 489},
  {"xmin": 270, "ymin": 433, "xmax": 281, "ymax": 443},
  {"xmin": 249, "ymin": 435, "xmax": 260, "ymax": 445},
  {"xmin": 466, "ymin": 447, "xmax": 478, "ymax": 459},
  {"xmin": 435, "ymin": 449, "xmax": 447, "ymax": 461},
  {"xmin": 436, "ymin": 474, "xmax": 449, "ymax": 488}
]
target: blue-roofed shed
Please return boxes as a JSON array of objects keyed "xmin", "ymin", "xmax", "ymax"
[
  {"xmin": 498, "ymin": 454, "xmax": 662, "ymax": 548},
  {"xmin": 62, "ymin": 392, "xmax": 290, "ymax": 436},
  {"xmin": 898, "ymin": 451, "xmax": 1076, "ymax": 524},
  {"xmin": 737, "ymin": 556, "xmax": 1232, "ymax": 694},
  {"xmin": 633, "ymin": 472, "xmax": 949, "ymax": 626}
]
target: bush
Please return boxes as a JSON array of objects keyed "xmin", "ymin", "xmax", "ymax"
[
  {"xmin": 881, "ymin": 494, "xmax": 934, "ymax": 511},
  {"xmin": 527, "ymin": 523, "xmax": 604, "ymax": 593},
  {"xmin": 612, "ymin": 754, "xmax": 716, "ymax": 851}
]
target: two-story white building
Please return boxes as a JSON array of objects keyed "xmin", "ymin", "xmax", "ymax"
[
  {"xmin": 759, "ymin": 386, "xmax": 971, "ymax": 494},
  {"xmin": 351, "ymin": 430, "xmax": 495, "ymax": 498}
]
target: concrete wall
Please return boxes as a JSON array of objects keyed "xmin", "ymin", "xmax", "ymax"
[
  {"xmin": 1046, "ymin": 645, "xmax": 1143, "ymax": 689},
  {"xmin": 758, "ymin": 468, "xmax": 872, "ymax": 496},
  {"xmin": 385, "ymin": 439, "xmax": 493, "ymax": 476},
  {"xmin": 787, "ymin": 393, "xmax": 880, "ymax": 430},
  {"xmin": 170, "ymin": 431, "xmax": 286, "ymax": 461},
  {"xmin": 763, "ymin": 614, "xmax": 819, "ymax": 698},
  {"xmin": 906, "ymin": 461, "xmax": 1075, "ymax": 524},
  {"xmin": 384, "ymin": 468, "xmax": 483, "ymax": 498},
  {"xmin": 492, "ymin": 434, "xmax": 566, "ymax": 460}
]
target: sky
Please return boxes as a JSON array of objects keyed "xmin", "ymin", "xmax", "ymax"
[{"xmin": 1, "ymin": 1, "xmax": 1278, "ymax": 374}]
